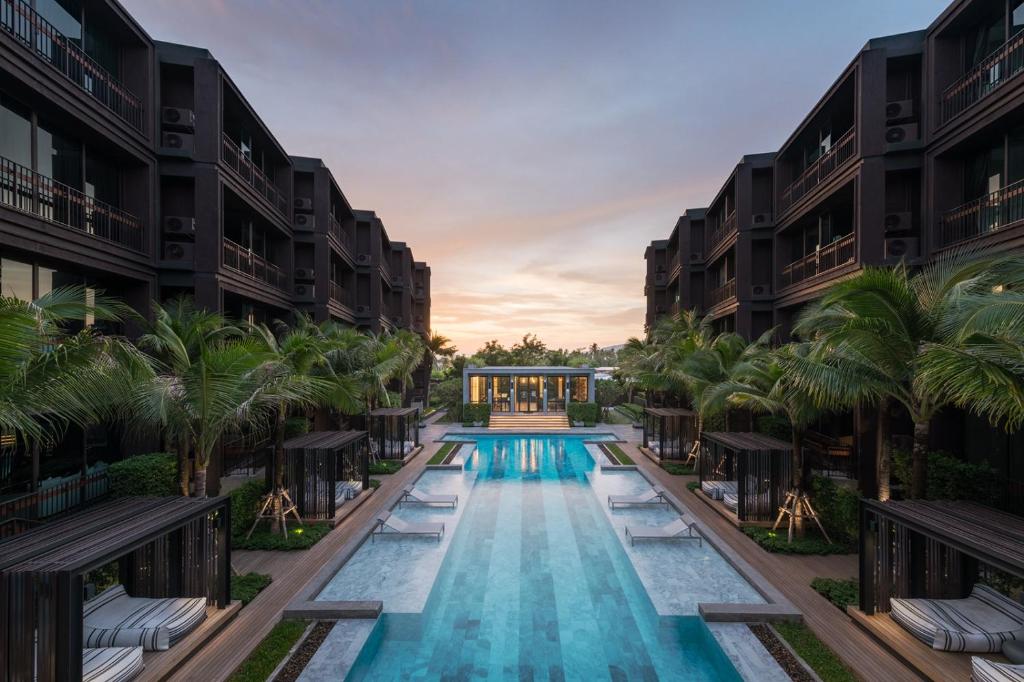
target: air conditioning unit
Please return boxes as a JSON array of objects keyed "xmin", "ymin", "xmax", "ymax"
[
  {"xmin": 355, "ymin": 305, "xmax": 371, "ymax": 315},
  {"xmin": 161, "ymin": 107, "xmax": 195, "ymax": 131},
  {"xmin": 885, "ymin": 123, "xmax": 918, "ymax": 144},
  {"xmin": 163, "ymin": 216, "xmax": 195, "ymax": 235},
  {"xmin": 161, "ymin": 132, "xmax": 194, "ymax": 152},
  {"xmin": 295, "ymin": 267, "xmax": 315, "ymax": 282},
  {"xmin": 751, "ymin": 284, "xmax": 772, "ymax": 299},
  {"xmin": 690, "ymin": 251, "xmax": 703, "ymax": 262},
  {"xmin": 656, "ymin": 264, "xmax": 666, "ymax": 272},
  {"xmin": 294, "ymin": 213, "xmax": 316, "ymax": 231},
  {"xmin": 294, "ymin": 283, "xmax": 315, "ymax": 302},
  {"xmin": 885, "ymin": 100, "xmax": 914, "ymax": 122},
  {"xmin": 294, "ymin": 197, "xmax": 313, "ymax": 212},
  {"xmin": 751, "ymin": 212, "xmax": 773, "ymax": 226},
  {"xmin": 884, "ymin": 211, "xmax": 913, "ymax": 233},
  {"xmin": 885, "ymin": 237, "xmax": 919, "ymax": 261},
  {"xmin": 356, "ymin": 254, "xmax": 372, "ymax": 266},
  {"xmin": 162, "ymin": 242, "xmax": 194, "ymax": 262}
]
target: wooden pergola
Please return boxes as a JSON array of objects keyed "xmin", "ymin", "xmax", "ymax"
[
  {"xmin": 0, "ymin": 496, "xmax": 230, "ymax": 681},
  {"xmin": 642, "ymin": 407, "xmax": 697, "ymax": 460},
  {"xmin": 369, "ymin": 407, "xmax": 420, "ymax": 460},
  {"xmin": 283, "ymin": 430, "xmax": 369, "ymax": 520},
  {"xmin": 700, "ymin": 432, "xmax": 792, "ymax": 523},
  {"xmin": 859, "ymin": 500, "xmax": 1024, "ymax": 615}
]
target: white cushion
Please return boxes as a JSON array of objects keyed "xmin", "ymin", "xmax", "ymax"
[
  {"xmin": 82, "ymin": 646, "xmax": 143, "ymax": 682},
  {"xmin": 84, "ymin": 585, "xmax": 207, "ymax": 651}
]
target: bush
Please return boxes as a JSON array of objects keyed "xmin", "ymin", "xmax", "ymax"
[
  {"xmin": 231, "ymin": 573, "xmax": 272, "ymax": 605},
  {"xmin": 661, "ymin": 462, "xmax": 694, "ymax": 475},
  {"xmin": 743, "ymin": 527, "xmax": 855, "ymax": 555},
  {"xmin": 230, "ymin": 479, "xmax": 269, "ymax": 541},
  {"xmin": 617, "ymin": 403, "xmax": 643, "ymax": 421},
  {"xmin": 892, "ymin": 449, "xmax": 1000, "ymax": 502},
  {"xmin": 810, "ymin": 476, "xmax": 859, "ymax": 546},
  {"xmin": 462, "ymin": 403, "xmax": 491, "ymax": 425},
  {"xmin": 811, "ymin": 577, "xmax": 859, "ymax": 611},
  {"xmin": 595, "ymin": 379, "xmax": 625, "ymax": 408},
  {"xmin": 433, "ymin": 378, "xmax": 463, "ymax": 421},
  {"xmin": 686, "ymin": 481, "xmax": 700, "ymax": 492},
  {"xmin": 567, "ymin": 402, "xmax": 600, "ymax": 426},
  {"xmin": 755, "ymin": 414, "xmax": 791, "ymax": 442},
  {"xmin": 285, "ymin": 416, "xmax": 310, "ymax": 438},
  {"xmin": 108, "ymin": 453, "xmax": 178, "ymax": 497},
  {"xmin": 227, "ymin": 619, "xmax": 308, "ymax": 682},
  {"xmin": 234, "ymin": 522, "xmax": 332, "ymax": 551},
  {"xmin": 369, "ymin": 478, "xmax": 382, "ymax": 489},
  {"xmin": 369, "ymin": 460, "xmax": 402, "ymax": 475}
]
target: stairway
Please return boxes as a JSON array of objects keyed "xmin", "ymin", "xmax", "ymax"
[{"xmin": 488, "ymin": 414, "xmax": 570, "ymax": 430}]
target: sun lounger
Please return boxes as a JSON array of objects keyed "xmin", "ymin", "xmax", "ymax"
[
  {"xmin": 972, "ymin": 657, "xmax": 1024, "ymax": 682},
  {"xmin": 624, "ymin": 516, "xmax": 702, "ymax": 546},
  {"xmin": 83, "ymin": 584, "xmax": 207, "ymax": 651},
  {"xmin": 372, "ymin": 511, "xmax": 444, "ymax": 541},
  {"xmin": 701, "ymin": 480, "xmax": 737, "ymax": 501},
  {"xmin": 83, "ymin": 646, "xmax": 144, "ymax": 682},
  {"xmin": 890, "ymin": 584, "xmax": 1024, "ymax": 652},
  {"xmin": 400, "ymin": 485, "xmax": 458, "ymax": 508},
  {"xmin": 608, "ymin": 486, "xmax": 667, "ymax": 509}
]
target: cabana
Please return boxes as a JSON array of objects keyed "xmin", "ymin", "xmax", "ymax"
[
  {"xmin": 642, "ymin": 407, "xmax": 697, "ymax": 460},
  {"xmin": 855, "ymin": 500, "xmax": 1024, "ymax": 678},
  {"xmin": 369, "ymin": 407, "xmax": 420, "ymax": 460},
  {"xmin": 698, "ymin": 432, "xmax": 792, "ymax": 524},
  {"xmin": 284, "ymin": 430, "xmax": 369, "ymax": 521},
  {"xmin": 0, "ymin": 496, "xmax": 230, "ymax": 681}
]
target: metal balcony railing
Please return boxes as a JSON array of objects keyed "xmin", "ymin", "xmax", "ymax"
[
  {"xmin": 706, "ymin": 212, "xmax": 737, "ymax": 253},
  {"xmin": 939, "ymin": 177, "xmax": 1024, "ymax": 248},
  {"xmin": 0, "ymin": 470, "xmax": 110, "ymax": 538},
  {"xmin": 0, "ymin": 155, "xmax": 143, "ymax": 251},
  {"xmin": 941, "ymin": 32, "xmax": 1024, "ymax": 125},
  {"xmin": 707, "ymin": 278, "xmax": 736, "ymax": 307},
  {"xmin": 379, "ymin": 255, "xmax": 393, "ymax": 284},
  {"xmin": 328, "ymin": 280, "xmax": 350, "ymax": 307},
  {"xmin": 222, "ymin": 239, "xmax": 287, "ymax": 290},
  {"xmin": 668, "ymin": 251, "xmax": 682, "ymax": 279},
  {"xmin": 221, "ymin": 134, "xmax": 289, "ymax": 217},
  {"xmin": 779, "ymin": 128, "xmax": 856, "ymax": 216},
  {"xmin": 328, "ymin": 213, "xmax": 352, "ymax": 251},
  {"xmin": 0, "ymin": 0, "xmax": 144, "ymax": 131},
  {"xmin": 780, "ymin": 233, "xmax": 856, "ymax": 288}
]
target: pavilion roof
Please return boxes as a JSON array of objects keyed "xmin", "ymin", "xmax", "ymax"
[
  {"xmin": 703, "ymin": 431, "xmax": 792, "ymax": 451},
  {"xmin": 644, "ymin": 407, "xmax": 697, "ymax": 418},
  {"xmin": 283, "ymin": 430, "xmax": 366, "ymax": 451},
  {"xmin": 369, "ymin": 407, "xmax": 419, "ymax": 417}
]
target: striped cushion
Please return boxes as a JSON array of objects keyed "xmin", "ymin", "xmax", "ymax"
[
  {"xmin": 700, "ymin": 480, "xmax": 738, "ymax": 501},
  {"xmin": 84, "ymin": 585, "xmax": 207, "ymax": 651},
  {"xmin": 722, "ymin": 492, "xmax": 738, "ymax": 512},
  {"xmin": 82, "ymin": 647, "xmax": 143, "ymax": 682},
  {"xmin": 890, "ymin": 585, "xmax": 1024, "ymax": 653},
  {"xmin": 973, "ymin": 657, "xmax": 1024, "ymax": 682}
]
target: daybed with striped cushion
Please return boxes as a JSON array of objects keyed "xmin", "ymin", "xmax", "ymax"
[
  {"xmin": 83, "ymin": 584, "xmax": 207, "ymax": 651},
  {"xmin": 889, "ymin": 584, "xmax": 1024, "ymax": 653},
  {"xmin": 973, "ymin": 657, "xmax": 1024, "ymax": 682},
  {"xmin": 722, "ymin": 492, "xmax": 739, "ymax": 513},
  {"xmin": 701, "ymin": 480, "xmax": 737, "ymax": 501},
  {"xmin": 82, "ymin": 646, "xmax": 143, "ymax": 682}
]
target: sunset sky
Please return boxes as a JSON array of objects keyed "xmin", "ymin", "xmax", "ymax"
[{"xmin": 123, "ymin": 0, "xmax": 944, "ymax": 355}]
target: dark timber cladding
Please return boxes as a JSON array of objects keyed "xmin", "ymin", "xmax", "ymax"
[
  {"xmin": 369, "ymin": 407, "xmax": 421, "ymax": 460},
  {"xmin": 283, "ymin": 430, "xmax": 369, "ymax": 520},
  {"xmin": 0, "ymin": 496, "xmax": 230, "ymax": 682},
  {"xmin": 700, "ymin": 432, "xmax": 792, "ymax": 522},
  {"xmin": 642, "ymin": 407, "xmax": 697, "ymax": 460},
  {"xmin": 859, "ymin": 500, "xmax": 1024, "ymax": 615}
]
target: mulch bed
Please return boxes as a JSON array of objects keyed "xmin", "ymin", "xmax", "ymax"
[
  {"xmin": 274, "ymin": 621, "xmax": 335, "ymax": 682},
  {"xmin": 749, "ymin": 624, "xmax": 815, "ymax": 682}
]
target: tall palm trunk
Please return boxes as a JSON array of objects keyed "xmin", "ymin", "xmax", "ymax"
[
  {"xmin": 271, "ymin": 404, "xmax": 287, "ymax": 533},
  {"xmin": 876, "ymin": 398, "xmax": 891, "ymax": 501},
  {"xmin": 791, "ymin": 428, "xmax": 803, "ymax": 490},
  {"xmin": 177, "ymin": 438, "xmax": 190, "ymax": 496},
  {"xmin": 911, "ymin": 418, "xmax": 930, "ymax": 499},
  {"xmin": 194, "ymin": 462, "xmax": 208, "ymax": 498}
]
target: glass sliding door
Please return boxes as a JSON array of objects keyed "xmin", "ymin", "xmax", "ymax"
[
  {"xmin": 515, "ymin": 376, "xmax": 541, "ymax": 413},
  {"xmin": 546, "ymin": 376, "xmax": 566, "ymax": 412},
  {"xmin": 492, "ymin": 376, "xmax": 511, "ymax": 413}
]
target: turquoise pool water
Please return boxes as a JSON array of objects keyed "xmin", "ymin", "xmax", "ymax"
[{"xmin": 345, "ymin": 435, "xmax": 742, "ymax": 680}]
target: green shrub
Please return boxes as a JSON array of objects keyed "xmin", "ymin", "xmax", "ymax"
[
  {"xmin": 567, "ymin": 402, "xmax": 600, "ymax": 425},
  {"xmin": 661, "ymin": 461, "xmax": 695, "ymax": 475},
  {"xmin": 703, "ymin": 411, "xmax": 726, "ymax": 432},
  {"xmin": 773, "ymin": 622, "xmax": 857, "ymax": 682},
  {"xmin": 285, "ymin": 416, "xmax": 310, "ymax": 438},
  {"xmin": 229, "ymin": 479, "xmax": 269, "ymax": 541},
  {"xmin": 810, "ymin": 476, "xmax": 859, "ymax": 546},
  {"xmin": 433, "ymin": 378, "xmax": 463, "ymax": 421},
  {"xmin": 686, "ymin": 481, "xmax": 700, "ymax": 492},
  {"xmin": 231, "ymin": 573, "xmax": 272, "ymax": 605},
  {"xmin": 811, "ymin": 577, "xmax": 859, "ymax": 611},
  {"xmin": 228, "ymin": 619, "xmax": 308, "ymax": 682},
  {"xmin": 369, "ymin": 460, "xmax": 402, "ymax": 475},
  {"xmin": 595, "ymin": 380, "xmax": 625, "ymax": 408},
  {"xmin": 108, "ymin": 453, "xmax": 178, "ymax": 497},
  {"xmin": 369, "ymin": 478, "xmax": 382, "ymax": 489},
  {"xmin": 892, "ymin": 449, "xmax": 1000, "ymax": 502},
  {"xmin": 462, "ymin": 403, "xmax": 491, "ymax": 425},
  {"xmin": 616, "ymin": 403, "xmax": 643, "ymax": 421},
  {"xmin": 234, "ymin": 522, "xmax": 331, "ymax": 551},
  {"xmin": 743, "ymin": 527, "xmax": 856, "ymax": 555},
  {"xmin": 755, "ymin": 414, "xmax": 791, "ymax": 442}
]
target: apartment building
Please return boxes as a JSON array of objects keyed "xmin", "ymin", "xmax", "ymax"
[{"xmin": 0, "ymin": 0, "xmax": 431, "ymax": 493}]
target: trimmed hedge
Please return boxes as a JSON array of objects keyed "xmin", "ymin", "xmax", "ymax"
[
  {"xmin": 234, "ymin": 522, "xmax": 332, "ymax": 551},
  {"xmin": 369, "ymin": 460, "xmax": 402, "ymax": 475},
  {"xmin": 462, "ymin": 403, "xmax": 491, "ymax": 426},
  {"xmin": 893, "ymin": 449, "xmax": 1000, "ymax": 502},
  {"xmin": 108, "ymin": 453, "xmax": 178, "ymax": 497},
  {"xmin": 810, "ymin": 476, "xmax": 859, "ymax": 546},
  {"xmin": 811, "ymin": 577, "xmax": 859, "ymax": 611},
  {"xmin": 230, "ymin": 479, "xmax": 269, "ymax": 541},
  {"xmin": 744, "ymin": 527, "xmax": 856, "ymax": 555},
  {"xmin": 567, "ymin": 402, "xmax": 600, "ymax": 426},
  {"xmin": 231, "ymin": 573, "xmax": 272, "ymax": 605}
]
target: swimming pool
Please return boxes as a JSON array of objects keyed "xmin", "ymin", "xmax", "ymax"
[{"xmin": 321, "ymin": 435, "xmax": 749, "ymax": 680}]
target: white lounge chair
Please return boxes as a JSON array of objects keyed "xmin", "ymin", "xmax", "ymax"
[
  {"xmin": 372, "ymin": 511, "xmax": 444, "ymax": 541},
  {"xmin": 83, "ymin": 646, "xmax": 144, "ymax": 682},
  {"xmin": 608, "ymin": 487, "xmax": 667, "ymax": 509},
  {"xmin": 890, "ymin": 584, "xmax": 1024, "ymax": 652},
  {"xmin": 701, "ymin": 480, "xmax": 737, "ymax": 501},
  {"xmin": 972, "ymin": 657, "xmax": 1024, "ymax": 682},
  {"xmin": 400, "ymin": 485, "xmax": 458, "ymax": 508},
  {"xmin": 624, "ymin": 516, "xmax": 702, "ymax": 546},
  {"xmin": 83, "ymin": 584, "xmax": 206, "ymax": 651}
]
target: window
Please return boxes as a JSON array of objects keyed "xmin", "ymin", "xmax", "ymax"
[
  {"xmin": 0, "ymin": 95, "xmax": 31, "ymax": 167},
  {"xmin": 571, "ymin": 376, "xmax": 589, "ymax": 402},
  {"xmin": 38, "ymin": 120, "xmax": 82, "ymax": 190},
  {"xmin": 965, "ymin": 142, "xmax": 1005, "ymax": 200},
  {"xmin": 0, "ymin": 258, "xmax": 33, "ymax": 301},
  {"xmin": 85, "ymin": 153, "xmax": 120, "ymax": 206},
  {"xmin": 468, "ymin": 376, "xmax": 488, "ymax": 404}
]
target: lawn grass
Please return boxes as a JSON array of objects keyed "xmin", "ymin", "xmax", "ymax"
[
  {"xmin": 428, "ymin": 442, "xmax": 456, "ymax": 465},
  {"xmin": 227, "ymin": 619, "xmax": 309, "ymax": 682},
  {"xmin": 601, "ymin": 409, "xmax": 633, "ymax": 425},
  {"xmin": 661, "ymin": 461, "xmax": 695, "ymax": 475},
  {"xmin": 743, "ymin": 527, "xmax": 856, "ymax": 556},
  {"xmin": 811, "ymin": 577, "xmax": 859, "ymax": 611},
  {"xmin": 233, "ymin": 522, "xmax": 332, "ymax": 551},
  {"xmin": 230, "ymin": 573, "xmax": 272, "ymax": 605},
  {"xmin": 368, "ymin": 459, "xmax": 403, "ymax": 475},
  {"xmin": 773, "ymin": 621, "xmax": 857, "ymax": 682},
  {"xmin": 605, "ymin": 443, "xmax": 634, "ymax": 465}
]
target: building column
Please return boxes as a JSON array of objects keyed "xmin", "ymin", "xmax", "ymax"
[
  {"xmin": 510, "ymin": 376, "xmax": 517, "ymax": 414},
  {"xmin": 542, "ymin": 381, "xmax": 548, "ymax": 413}
]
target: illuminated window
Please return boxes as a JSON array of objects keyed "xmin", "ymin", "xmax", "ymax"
[
  {"xmin": 571, "ymin": 376, "xmax": 589, "ymax": 402},
  {"xmin": 469, "ymin": 376, "xmax": 488, "ymax": 403}
]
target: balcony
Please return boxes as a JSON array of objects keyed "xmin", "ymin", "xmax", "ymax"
[
  {"xmin": 707, "ymin": 278, "xmax": 736, "ymax": 307},
  {"xmin": 668, "ymin": 251, "xmax": 682, "ymax": 279},
  {"xmin": 222, "ymin": 239, "xmax": 287, "ymax": 290},
  {"xmin": 706, "ymin": 212, "xmax": 737, "ymax": 253},
  {"xmin": 221, "ymin": 134, "xmax": 289, "ymax": 217},
  {"xmin": 779, "ymin": 128, "xmax": 856, "ymax": 216},
  {"xmin": 941, "ymin": 32, "xmax": 1024, "ymax": 126},
  {"xmin": 413, "ymin": 285, "xmax": 426, "ymax": 300},
  {"xmin": 328, "ymin": 280, "xmax": 350, "ymax": 307},
  {"xmin": 379, "ymin": 255, "xmax": 393, "ymax": 285},
  {"xmin": 0, "ymin": 0, "xmax": 144, "ymax": 131},
  {"xmin": 939, "ymin": 177, "xmax": 1024, "ymax": 248},
  {"xmin": 328, "ymin": 212, "xmax": 352, "ymax": 252},
  {"xmin": 0, "ymin": 155, "xmax": 143, "ymax": 251},
  {"xmin": 780, "ymin": 233, "xmax": 856, "ymax": 288}
]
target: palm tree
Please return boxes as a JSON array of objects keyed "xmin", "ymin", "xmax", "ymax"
[
  {"xmin": 794, "ymin": 249, "xmax": 1024, "ymax": 498},
  {"xmin": 392, "ymin": 329, "xmax": 427, "ymax": 405},
  {"xmin": 426, "ymin": 330, "xmax": 456, "ymax": 372}
]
